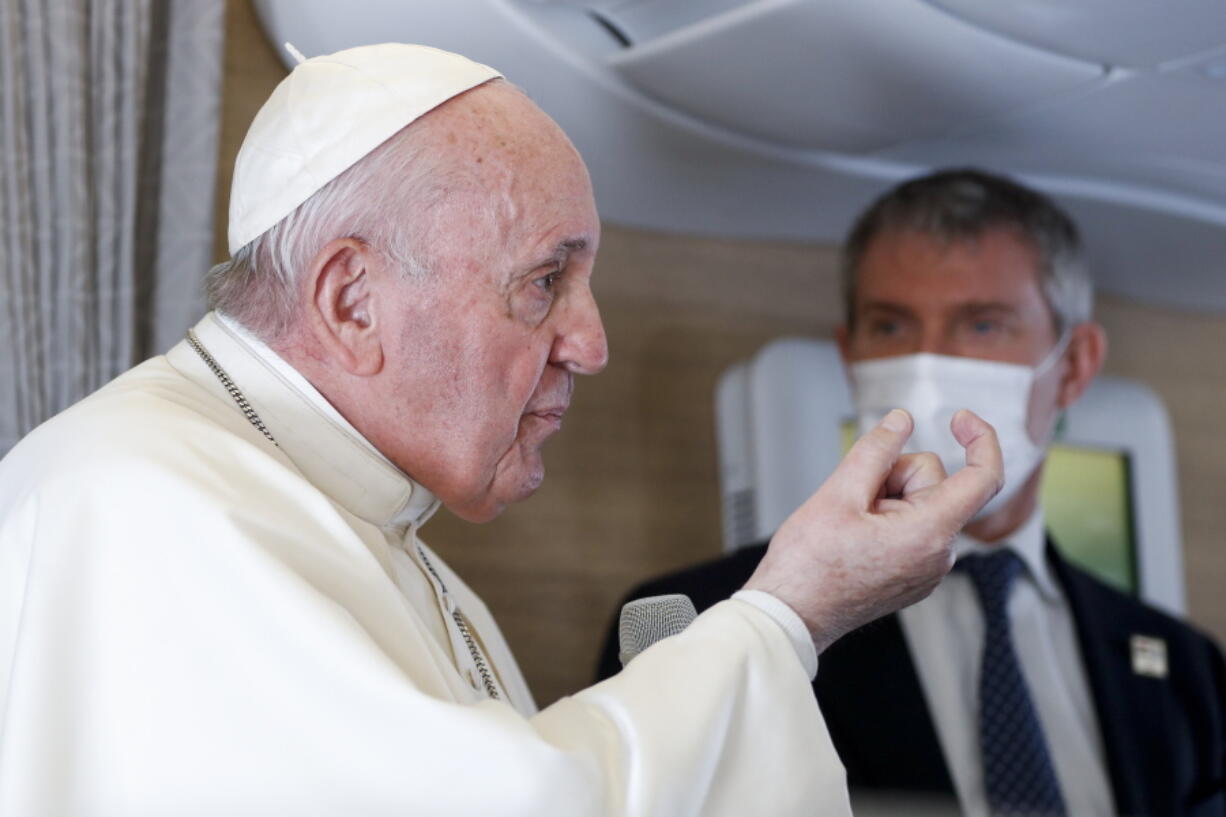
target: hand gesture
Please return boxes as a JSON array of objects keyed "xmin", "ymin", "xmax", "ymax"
[{"xmin": 744, "ymin": 408, "xmax": 1003, "ymax": 653}]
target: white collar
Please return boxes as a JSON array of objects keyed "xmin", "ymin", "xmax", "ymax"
[
  {"xmin": 953, "ymin": 509, "xmax": 1060, "ymax": 601},
  {"xmin": 172, "ymin": 312, "xmax": 440, "ymax": 533},
  {"xmin": 217, "ymin": 312, "xmax": 388, "ymax": 460}
]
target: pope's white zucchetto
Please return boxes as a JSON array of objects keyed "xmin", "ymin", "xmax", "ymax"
[{"xmin": 227, "ymin": 42, "xmax": 503, "ymax": 255}]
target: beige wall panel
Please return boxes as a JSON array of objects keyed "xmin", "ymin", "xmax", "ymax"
[
  {"xmin": 213, "ymin": 0, "xmax": 286, "ymax": 265},
  {"xmin": 220, "ymin": 0, "xmax": 1225, "ymax": 708},
  {"xmin": 1095, "ymin": 299, "xmax": 1226, "ymax": 642}
]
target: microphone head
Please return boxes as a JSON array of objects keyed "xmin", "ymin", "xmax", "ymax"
[{"xmin": 617, "ymin": 594, "xmax": 698, "ymax": 667}]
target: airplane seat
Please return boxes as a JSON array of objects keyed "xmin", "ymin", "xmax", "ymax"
[{"xmin": 715, "ymin": 337, "xmax": 1186, "ymax": 614}]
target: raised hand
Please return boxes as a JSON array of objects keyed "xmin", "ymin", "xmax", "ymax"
[{"xmin": 743, "ymin": 408, "xmax": 1003, "ymax": 654}]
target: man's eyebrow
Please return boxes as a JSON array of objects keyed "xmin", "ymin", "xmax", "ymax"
[
  {"xmin": 858, "ymin": 300, "xmax": 1020, "ymax": 315},
  {"xmin": 530, "ymin": 237, "xmax": 590, "ymax": 269},
  {"xmin": 857, "ymin": 301, "xmax": 913, "ymax": 316},
  {"xmin": 954, "ymin": 301, "xmax": 1020, "ymax": 314},
  {"xmin": 509, "ymin": 238, "xmax": 592, "ymax": 290},
  {"xmin": 552, "ymin": 237, "xmax": 588, "ymax": 262}
]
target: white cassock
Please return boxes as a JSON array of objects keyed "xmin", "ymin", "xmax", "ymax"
[{"xmin": 0, "ymin": 312, "xmax": 850, "ymax": 817}]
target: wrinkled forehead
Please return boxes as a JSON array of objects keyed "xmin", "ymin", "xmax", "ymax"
[{"xmin": 419, "ymin": 86, "xmax": 597, "ymax": 253}]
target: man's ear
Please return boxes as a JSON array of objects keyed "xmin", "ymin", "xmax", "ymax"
[
  {"xmin": 835, "ymin": 324, "xmax": 852, "ymax": 367},
  {"xmin": 303, "ymin": 238, "xmax": 384, "ymax": 377},
  {"xmin": 1057, "ymin": 321, "xmax": 1108, "ymax": 409}
]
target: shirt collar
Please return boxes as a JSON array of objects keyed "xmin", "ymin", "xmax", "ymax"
[
  {"xmin": 173, "ymin": 312, "xmax": 440, "ymax": 534},
  {"xmin": 953, "ymin": 508, "xmax": 1060, "ymax": 601}
]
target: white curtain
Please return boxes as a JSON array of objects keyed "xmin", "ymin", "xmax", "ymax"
[{"xmin": 0, "ymin": 0, "xmax": 225, "ymax": 454}]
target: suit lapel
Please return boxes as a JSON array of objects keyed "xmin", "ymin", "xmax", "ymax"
[
  {"xmin": 816, "ymin": 613, "xmax": 957, "ymax": 798},
  {"xmin": 1048, "ymin": 539, "xmax": 1162, "ymax": 816}
]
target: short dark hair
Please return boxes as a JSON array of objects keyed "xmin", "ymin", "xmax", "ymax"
[{"xmin": 840, "ymin": 168, "xmax": 1091, "ymax": 331}]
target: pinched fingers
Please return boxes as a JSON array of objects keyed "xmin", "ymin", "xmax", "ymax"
[
  {"xmin": 925, "ymin": 409, "xmax": 1004, "ymax": 525},
  {"xmin": 883, "ymin": 451, "xmax": 947, "ymax": 500},
  {"xmin": 826, "ymin": 409, "xmax": 913, "ymax": 509}
]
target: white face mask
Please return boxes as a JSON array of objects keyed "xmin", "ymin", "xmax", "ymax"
[{"xmin": 850, "ymin": 335, "xmax": 1069, "ymax": 520}]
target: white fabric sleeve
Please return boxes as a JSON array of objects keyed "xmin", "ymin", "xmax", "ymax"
[{"xmin": 732, "ymin": 588, "xmax": 819, "ymax": 679}]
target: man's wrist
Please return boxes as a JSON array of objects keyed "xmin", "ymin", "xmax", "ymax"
[{"xmin": 731, "ymin": 589, "xmax": 819, "ymax": 680}]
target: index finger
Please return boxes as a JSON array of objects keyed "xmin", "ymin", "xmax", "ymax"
[
  {"xmin": 824, "ymin": 408, "xmax": 914, "ymax": 509},
  {"xmin": 923, "ymin": 409, "xmax": 1004, "ymax": 525}
]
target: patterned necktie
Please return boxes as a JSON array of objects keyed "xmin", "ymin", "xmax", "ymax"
[{"xmin": 959, "ymin": 551, "xmax": 1067, "ymax": 817}]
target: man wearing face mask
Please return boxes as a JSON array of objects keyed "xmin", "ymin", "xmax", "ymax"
[{"xmin": 598, "ymin": 169, "xmax": 1225, "ymax": 817}]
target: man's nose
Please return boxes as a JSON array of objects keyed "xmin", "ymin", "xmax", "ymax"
[
  {"xmin": 916, "ymin": 327, "xmax": 955, "ymax": 357},
  {"xmin": 553, "ymin": 287, "xmax": 608, "ymax": 375}
]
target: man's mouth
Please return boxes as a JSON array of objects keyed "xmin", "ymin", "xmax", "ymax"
[
  {"xmin": 524, "ymin": 374, "xmax": 573, "ymax": 435},
  {"xmin": 523, "ymin": 404, "xmax": 568, "ymax": 433}
]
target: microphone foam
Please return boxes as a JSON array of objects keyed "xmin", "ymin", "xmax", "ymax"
[{"xmin": 617, "ymin": 594, "xmax": 697, "ymax": 667}]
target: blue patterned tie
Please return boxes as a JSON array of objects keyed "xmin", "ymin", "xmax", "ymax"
[{"xmin": 959, "ymin": 551, "xmax": 1067, "ymax": 817}]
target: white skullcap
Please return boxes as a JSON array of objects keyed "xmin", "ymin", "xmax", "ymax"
[{"xmin": 227, "ymin": 42, "xmax": 502, "ymax": 255}]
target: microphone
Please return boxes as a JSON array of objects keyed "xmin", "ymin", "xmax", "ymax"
[{"xmin": 617, "ymin": 594, "xmax": 697, "ymax": 667}]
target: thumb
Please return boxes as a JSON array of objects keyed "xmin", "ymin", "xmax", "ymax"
[{"xmin": 826, "ymin": 409, "xmax": 914, "ymax": 509}]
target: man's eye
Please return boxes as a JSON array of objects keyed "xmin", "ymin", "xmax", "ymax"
[
  {"xmin": 869, "ymin": 320, "xmax": 900, "ymax": 337},
  {"xmin": 533, "ymin": 270, "xmax": 561, "ymax": 293},
  {"xmin": 970, "ymin": 319, "xmax": 1001, "ymax": 335}
]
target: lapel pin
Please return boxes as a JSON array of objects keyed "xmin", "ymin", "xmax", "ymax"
[{"xmin": 1130, "ymin": 634, "xmax": 1168, "ymax": 679}]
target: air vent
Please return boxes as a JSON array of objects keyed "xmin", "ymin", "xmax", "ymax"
[{"xmin": 724, "ymin": 488, "xmax": 757, "ymax": 550}]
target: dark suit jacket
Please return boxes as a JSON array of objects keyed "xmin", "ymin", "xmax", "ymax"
[{"xmin": 596, "ymin": 540, "xmax": 1226, "ymax": 817}]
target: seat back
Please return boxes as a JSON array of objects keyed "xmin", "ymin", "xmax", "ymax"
[{"xmin": 715, "ymin": 337, "xmax": 1186, "ymax": 613}]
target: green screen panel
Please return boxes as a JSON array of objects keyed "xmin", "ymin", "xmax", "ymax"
[{"xmin": 1040, "ymin": 444, "xmax": 1136, "ymax": 595}]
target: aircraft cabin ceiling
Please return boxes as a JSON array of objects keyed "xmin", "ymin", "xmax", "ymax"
[{"xmin": 253, "ymin": 0, "xmax": 1226, "ymax": 312}]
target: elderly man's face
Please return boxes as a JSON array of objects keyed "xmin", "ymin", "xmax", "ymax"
[{"xmin": 366, "ymin": 88, "xmax": 607, "ymax": 522}]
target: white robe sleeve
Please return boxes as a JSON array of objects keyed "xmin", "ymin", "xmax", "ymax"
[{"xmin": 0, "ymin": 400, "xmax": 849, "ymax": 817}]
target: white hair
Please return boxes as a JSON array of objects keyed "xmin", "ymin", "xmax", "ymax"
[{"xmin": 207, "ymin": 115, "xmax": 464, "ymax": 340}]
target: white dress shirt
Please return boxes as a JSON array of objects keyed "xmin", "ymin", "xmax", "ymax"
[{"xmin": 899, "ymin": 510, "xmax": 1117, "ymax": 817}]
